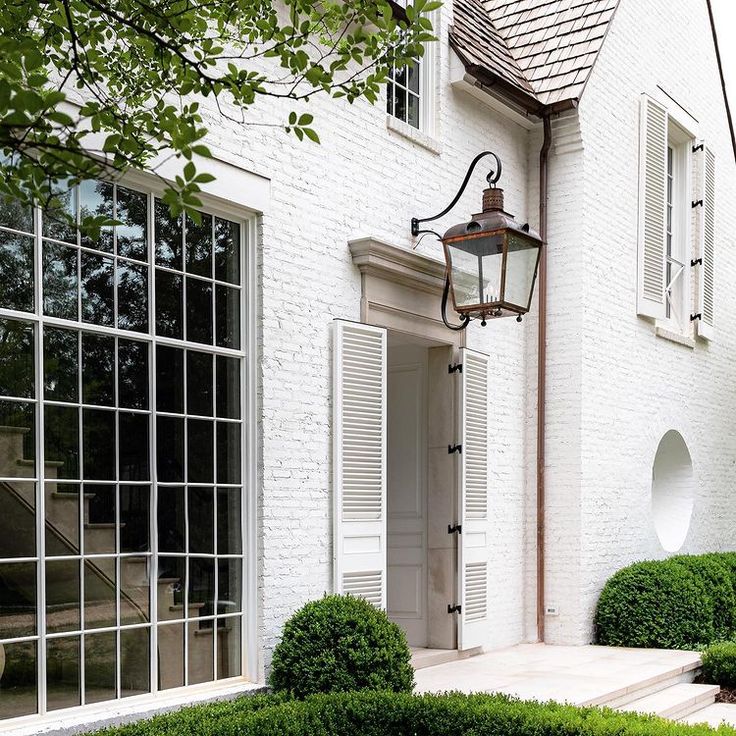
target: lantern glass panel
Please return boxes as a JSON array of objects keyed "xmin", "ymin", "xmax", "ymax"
[
  {"xmin": 504, "ymin": 232, "xmax": 540, "ymax": 310},
  {"xmin": 447, "ymin": 233, "xmax": 504, "ymax": 308}
]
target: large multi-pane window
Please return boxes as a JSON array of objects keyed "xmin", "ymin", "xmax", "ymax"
[{"xmin": 0, "ymin": 181, "xmax": 247, "ymax": 719}]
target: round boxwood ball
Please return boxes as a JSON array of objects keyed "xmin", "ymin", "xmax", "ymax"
[{"xmin": 269, "ymin": 594, "xmax": 415, "ymax": 698}]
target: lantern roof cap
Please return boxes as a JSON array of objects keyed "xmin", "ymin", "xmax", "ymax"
[{"xmin": 442, "ymin": 187, "xmax": 542, "ymax": 243}]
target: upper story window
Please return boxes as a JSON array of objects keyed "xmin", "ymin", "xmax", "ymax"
[
  {"xmin": 636, "ymin": 93, "xmax": 716, "ymax": 341},
  {"xmin": 387, "ymin": 62, "xmax": 422, "ymax": 130}
]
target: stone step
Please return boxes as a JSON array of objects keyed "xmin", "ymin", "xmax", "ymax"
[
  {"xmin": 586, "ymin": 651, "xmax": 702, "ymax": 709},
  {"xmin": 617, "ymin": 683, "xmax": 719, "ymax": 719},
  {"xmin": 679, "ymin": 702, "xmax": 736, "ymax": 727},
  {"xmin": 411, "ymin": 648, "xmax": 461, "ymax": 670}
]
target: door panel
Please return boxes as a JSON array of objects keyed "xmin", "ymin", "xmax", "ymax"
[{"xmin": 387, "ymin": 353, "xmax": 427, "ymax": 647}]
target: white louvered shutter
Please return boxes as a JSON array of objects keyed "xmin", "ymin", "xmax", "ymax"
[
  {"xmin": 637, "ymin": 94, "xmax": 668, "ymax": 319},
  {"xmin": 694, "ymin": 144, "xmax": 716, "ymax": 339},
  {"xmin": 457, "ymin": 348, "xmax": 490, "ymax": 650},
  {"xmin": 333, "ymin": 320, "xmax": 387, "ymax": 608}
]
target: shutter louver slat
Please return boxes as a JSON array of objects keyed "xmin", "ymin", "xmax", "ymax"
[
  {"xmin": 333, "ymin": 321, "xmax": 387, "ymax": 608},
  {"xmin": 637, "ymin": 95, "xmax": 668, "ymax": 319},
  {"xmin": 458, "ymin": 348, "xmax": 490, "ymax": 650}
]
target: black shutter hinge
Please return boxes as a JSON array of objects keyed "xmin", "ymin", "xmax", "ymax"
[
  {"xmin": 690, "ymin": 313, "xmax": 702, "ymax": 322},
  {"xmin": 447, "ymin": 604, "xmax": 462, "ymax": 614},
  {"xmin": 691, "ymin": 258, "xmax": 703, "ymax": 267},
  {"xmin": 692, "ymin": 200, "xmax": 704, "ymax": 209},
  {"xmin": 448, "ymin": 363, "xmax": 463, "ymax": 374},
  {"xmin": 693, "ymin": 143, "xmax": 704, "ymax": 153},
  {"xmin": 447, "ymin": 524, "xmax": 462, "ymax": 535},
  {"xmin": 448, "ymin": 444, "xmax": 462, "ymax": 454}
]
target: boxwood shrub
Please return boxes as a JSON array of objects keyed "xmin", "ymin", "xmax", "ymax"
[
  {"xmin": 88, "ymin": 690, "xmax": 734, "ymax": 736},
  {"xmin": 702, "ymin": 641, "xmax": 736, "ymax": 688},
  {"xmin": 268, "ymin": 594, "xmax": 414, "ymax": 698},
  {"xmin": 595, "ymin": 553, "xmax": 736, "ymax": 649}
]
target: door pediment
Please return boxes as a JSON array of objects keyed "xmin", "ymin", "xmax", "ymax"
[{"xmin": 348, "ymin": 237, "xmax": 466, "ymax": 347}]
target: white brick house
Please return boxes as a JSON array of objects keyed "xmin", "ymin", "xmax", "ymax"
[{"xmin": 0, "ymin": 0, "xmax": 734, "ymax": 732}]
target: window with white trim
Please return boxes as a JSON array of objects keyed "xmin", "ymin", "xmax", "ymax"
[
  {"xmin": 636, "ymin": 94, "xmax": 716, "ymax": 339},
  {"xmin": 387, "ymin": 62, "xmax": 422, "ymax": 130},
  {"xmin": 0, "ymin": 180, "xmax": 249, "ymax": 720}
]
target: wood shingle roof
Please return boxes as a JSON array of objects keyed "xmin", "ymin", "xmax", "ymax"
[{"xmin": 450, "ymin": 0, "xmax": 620, "ymax": 109}]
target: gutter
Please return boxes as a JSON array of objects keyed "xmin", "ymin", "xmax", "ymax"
[{"xmin": 536, "ymin": 113, "xmax": 552, "ymax": 643}]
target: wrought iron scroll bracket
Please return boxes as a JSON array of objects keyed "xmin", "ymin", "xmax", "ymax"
[{"xmin": 410, "ymin": 151, "xmax": 502, "ymax": 237}]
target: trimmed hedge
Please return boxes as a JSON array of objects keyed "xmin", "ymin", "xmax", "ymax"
[
  {"xmin": 702, "ymin": 641, "xmax": 736, "ymax": 688},
  {"xmin": 595, "ymin": 553, "xmax": 736, "ymax": 649},
  {"xmin": 269, "ymin": 594, "xmax": 414, "ymax": 698},
  {"xmin": 88, "ymin": 690, "xmax": 735, "ymax": 736}
]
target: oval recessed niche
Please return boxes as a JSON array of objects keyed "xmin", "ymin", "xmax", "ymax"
[{"xmin": 651, "ymin": 430, "xmax": 694, "ymax": 552}]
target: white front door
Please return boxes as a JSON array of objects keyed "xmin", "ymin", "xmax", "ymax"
[{"xmin": 387, "ymin": 346, "xmax": 427, "ymax": 647}]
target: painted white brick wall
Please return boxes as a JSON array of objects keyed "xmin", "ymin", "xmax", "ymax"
[
  {"xmin": 540, "ymin": 0, "xmax": 736, "ymax": 644},
  {"xmin": 189, "ymin": 3, "xmax": 540, "ymax": 674}
]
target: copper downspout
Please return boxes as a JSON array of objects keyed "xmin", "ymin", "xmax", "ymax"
[{"xmin": 536, "ymin": 113, "xmax": 552, "ymax": 643}]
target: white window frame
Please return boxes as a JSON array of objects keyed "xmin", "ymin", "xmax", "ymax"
[
  {"xmin": 0, "ymin": 172, "xmax": 258, "ymax": 727},
  {"xmin": 660, "ymin": 123, "xmax": 692, "ymax": 334},
  {"xmin": 385, "ymin": 12, "xmax": 438, "ymax": 140}
]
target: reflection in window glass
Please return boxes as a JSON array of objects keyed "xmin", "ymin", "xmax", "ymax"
[
  {"xmin": 85, "ymin": 485, "xmax": 116, "ymax": 554},
  {"xmin": 189, "ymin": 557, "xmax": 215, "ymax": 618},
  {"xmin": 187, "ymin": 419, "xmax": 213, "ymax": 483},
  {"xmin": 46, "ymin": 636, "xmax": 80, "ymax": 711},
  {"xmin": 218, "ymin": 616, "xmax": 241, "ymax": 679},
  {"xmin": 79, "ymin": 180, "xmax": 113, "ymax": 252},
  {"xmin": 216, "ymin": 356, "xmax": 240, "ymax": 420},
  {"xmin": 217, "ymin": 422, "xmax": 241, "ymax": 485},
  {"xmin": 83, "ymin": 409, "xmax": 116, "ymax": 480},
  {"xmin": 0, "ymin": 230, "xmax": 34, "ymax": 313},
  {"xmin": 45, "ymin": 559, "xmax": 80, "ymax": 634},
  {"xmin": 186, "ymin": 278, "xmax": 213, "ymax": 345},
  {"xmin": 85, "ymin": 559, "xmax": 116, "ymax": 630},
  {"xmin": 42, "ymin": 241, "xmax": 78, "ymax": 320},
  {"xmin": 155, "ymin": 269, "xmax": 183, "ymax": 339},
  {"xmin": 84, "ymin": 631, "xmax": 116, "ymax": 704},
  {"xmin": 81, "ymin": 252, "xmax": 114, "ymax": 326},
  {"xmin": 214, "ymin": 218, "xmax": 240, "ymax": 285},
  {"xmin": 185, "ymin": 212, "xmax": 213, "ymax": 277},
  {"xmin": 154, "ymin": 198, "xmax": 182, "ymax": 269},
  {"xmin": 156, "ymin": 623, "xmax": 184, "ymax": 690},
  {"xmin": 0, "ymin": 482, "xmax": 35, "ymax": 558},
  {"xmin": 0, "ymin": 319, "xmax": 34, "ymax": 399},
  {"xmin": 0, "ymin": 193, "xmax": 33, "ymax": 236},
  {"xmin": 217, "ymin": 487, "xmax": 241, "ymax": 555},
  {"xmin": 215, "ymin": 285, "xmax": 240, "ymax": 349},
  {"xmin": 0, "ymin": 562, "xmax": 37, "ymax": 639},
  {"xmin": 157, "ymin": 416, "xmax": 184, "ymax": 482},
  {"xmin": 156, "ymin": 346, "xmax": 183, "ymax": 413},
  {"xmin": 189, "ymin": 487, "xmax": 214, "ymax": 553},
  {"xmin": 118, "ymin": 339, "xmax": 148, "ymax": 410},
  {"xmin": 119, "ymin": 413, "xmax": 149, "ymax": 481},
  {"xmin": 0, "ymin": 640, "xmax": 37, "ymax": 718},
  {"xmin": 117, "ymin": 261, "xmax": 148, "ymax": 333},
  {"xmin": 217, "ymin": 558, "xmax": 241, "ymax": 614},
  {"xmin": 44, "ymin": 327, "xmax": 78, "ymax": 402},
  {"xmin": 158, "ymin": 487, "xmax": 185, "ymax": 553},
  {"xmin": 120, "ymin": 486, "xmax": 150, "ymax": 553},
  {"xmin": 188, "ymin": 620, "xmax": 214, "ymax": 684},
  {"xmin": 45, "ymin": 484, "xmax": 79, "ymax": 556},
  {"xmin": 116, "ymin": 186, "xmax": 147, "ymax": 261},
  {"xmin": 121, "ymin": 627, "xmax": 150, "ymax": 697},
  {"xmin": 42, "ymin": 185, "xmax": 76, "ymax": 243},
  {"xmin": 187, "ymin": 351, "xmax": 212, "ymax": 417},
  {"xmin": 44, "ymin": 405, "xmax": 79, "ymax": 480},
  {"xmin": 82, "ymin": 333, "xmax": 115, "ymax": 406},
  {"xmin": 0, "ymin": 400, "xmax": 34, "ymax": 473}
]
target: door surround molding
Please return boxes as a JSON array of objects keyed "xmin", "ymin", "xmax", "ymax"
[{"xmin": 348, "ymin": 236, "xmax": 466, "ymax": 348}]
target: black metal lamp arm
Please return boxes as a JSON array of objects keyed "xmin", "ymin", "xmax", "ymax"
[{"xmin": 410, "ymin": 151, "xmax": 502, "ymax": 237}]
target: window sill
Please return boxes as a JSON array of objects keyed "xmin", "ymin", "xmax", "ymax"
[
  {"xmin": 655, "ymin": 325, "xmax": 696, "ymax": 349},
  {"xmin": 386, "ymin": 116, "xmax": 442, "ymax": 155},
  {"xmin": 2, "ymin": 680, "xmax": 265, "ymax": 736}
]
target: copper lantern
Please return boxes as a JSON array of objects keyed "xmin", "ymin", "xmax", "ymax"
[{"xmin": 441, "ymin": 186, "xmax": 542, "ymax": 324}]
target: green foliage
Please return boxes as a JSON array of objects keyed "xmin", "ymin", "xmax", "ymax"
[
  {"xmin": 0, "ymin": 0, "xmax": 439, "ymax": 221},
  {"xmin": 86, "ymin": 690, "xmax": 734, "ymax": 736},
  {"xmin": 702, "ymin": 641, "xmax": 736, "ymax": 688},
  {"xmin": 594, "ymin": 553, "xmax": 736, "ymax": 649},
  {"xmin": 268, "ymin": 594, "xmax": 414, "ymax": 698}
]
